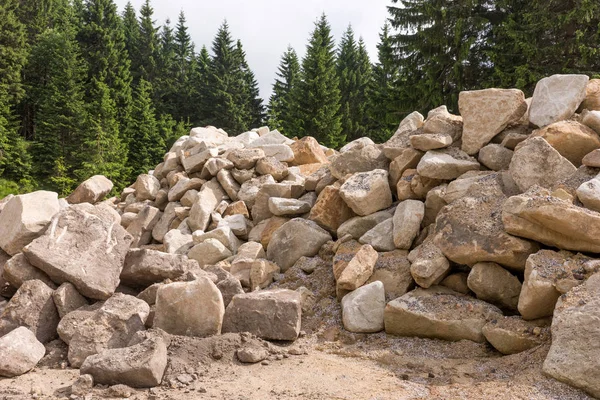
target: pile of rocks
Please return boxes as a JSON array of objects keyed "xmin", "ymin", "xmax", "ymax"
[{"xmin": 2, "ymin": 73, "xmax": 600, "ymax": 397}]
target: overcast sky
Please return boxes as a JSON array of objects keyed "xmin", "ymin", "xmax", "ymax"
[{"xmin": 114, "ymin": 0, "xmax": 393, "ymax": 101}]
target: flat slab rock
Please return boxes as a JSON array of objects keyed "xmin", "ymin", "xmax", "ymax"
[
  {"xmin": 120, "ymin": 249, "xmax": 196, "ymax": 287},
  {"xmin": 384, "ymin": 286, "xmax": 502, "ymax": 343},
  {"xmin": 23, "ymin": 204, "xmax": 133, "ymax": 300},
  {"xmin": 482, "ymin": 316, "xmax": 550, "ymax": 355},
  {"xmin": 222, "ymin": 289, "xmax": 302, "ymax": 341}
]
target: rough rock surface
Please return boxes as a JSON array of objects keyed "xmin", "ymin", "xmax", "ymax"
[
  {"xmin": 543, "ymin": 272, "xmax": 600, "ymax": 398},
  {"xmin": 384, "ymin": 286, "xmax": 502, "ymax": 342},
  {"xmin": 0, "ymin": 327, "xmax": 46, "ymax": 377},
  {"xmin": 121, "ymin": 249, "xmax": 196, "ymax": 287},
  {"xmin": 339, "ymin": 170, "xmax": 392, "ymax": 216},
  {"xmin": 532, "ymin": 120, "xmax": 600, "ymax": 166},
  {"xmin": 67, "ymin": 175, "xmax": 114, "ymax": 204},
  {"xmin": 80, "ymin": 335, "xmax": 168, "ymax": 388},
  {"xmin": 467, "ymin": 262, "xmax": 522, "ymax": 311},
  {"xmin": 482, "ymin": 316, "xmax": 550, "ymax": 355},
  {"xmin": 459, "ymin": 89, "xmax": 527, "ymax": 155},
  {"xmin": 392, "ymin": 200, "xmax": 424, "ymax": 250},
  {"xmin": 529, "ymin": 74, "xmax": 589, "ymax": 127},
  {"xmin": 23, "ymin": 204, "xmax": 133, "ymax": 300},
  {"xmin": 222, "ymin": 289, "xmax": 302, "ymax": 341},
  {"xmin": 154, "ymin": 278, "xmax": 224, "ymax": 337},
  {"xmin": 341, "ymin": 281, "xmax": 385, "ymax": 333},
  {"xmin": 0, "ymin": 191, "xmax": 60, "ymax": 256}
]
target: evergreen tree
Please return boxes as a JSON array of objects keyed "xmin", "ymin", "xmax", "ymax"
[
  {"xmin": 126, "ymin": 79, "xmax": 164, "ymax": 177},
  {"xmin": 0, "ymin": 0, "xmax": 33, "ymax": 188},
  {"xmin": 366, "ymin": 23, "xmax": 401, "ymax": 141},
  {"xmin": 293, "ymin": 14, "xmax": 343, "ymax": 147},
  {"xmin": 122, "ymin": 2, "xmax": 140, "ymax": 72},
  {"xmin": 137, "ymin": 0, "xmax": 160, "ymax": 84},
  {"xmin": 27, "ymin": 27, "xmax": 88, "ymax": 194},
  {"xmin": 236, "ymin": 40, "xmax": 265, "ymax": 128},
  {"xmin": 77, "ymin": 78, "xmax": 128, "ymax": 188},
  {"xmin": 189, "ymin": 46, "xmax": 211, "ymax": 126},
  {"xmin": 206, "ymin": 22, "xmax": 249, "ymax": 133},
  {"xmin": 171, "ymin": 11, "xmax": 194, "ymax": 121},
  {"xmin": 78, "ymin": 0, "xmax": 133, "ymax": 136},
  {"xmin": 268, "ymin": 46, "xmax": 300, "ymax": 136},
  {"xmin": 336, "ymin": 26, "xmax": 371, "ymax": 142},
  {"xmin": 388, "ymin": 0, "xmax": 495, "ymax": 114},
  {"xmin": 155, "ymin": 18, "xmax": 177, "ymax": 116}
]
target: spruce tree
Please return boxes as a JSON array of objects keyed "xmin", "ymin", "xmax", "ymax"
[
  {"xmin": 0, "ymin": 0, "xmax": 33, "ymax": 188},
  {"xmin": 388, "ymin": 0, "xmax": 494, "ymax": 113},
  {"xmin": 126, "ymin": 79, "xmax": 164, "ymax": 177},
  {"xmin": 189, "ymin": 46, "xmax": 211, "ymax": 126},
  {"xmin": 27, "ymin": 27, "xmax": 88, "ymax": 194},
  {"xmin": 137, "ymin": 0, "xmax": 160, "ymax": 84},
  {"xmin": 155, "ymin": 18, "xmax": 177, "ymax": 116},
  {"xmin": 337, "ymin": 27, "xmax": 371, "ymax": 142},
  {"xmin": 236, "ymin": 40, "xmax": 265, "ymax": 129},
  {"xmin": 366, "ymin": 23, "xmax": 401, "ymax": 141},
  {"xmin": 268, "ymin": 46, "xmax": 300, "ymax": 136},
  {"xmin": 78, "ymin": 0, "xmax": 133, "ymax": 137},
  {"xmin": 122, "ymin": 2, "xmax": 140, "ymax": 74},
  {"xmin": 206, "ymin": 22, "xmax": 249, "ymax": 133},
  {"xmin": 172, "ymin": 11, "xmax": 194, "ymax": 122},
  {"xmin": 293, "ymin": 14, "xmax": 343, "ymax": 147},
  {"xmin": 77, "ymin": 78, "xmax": 128, "ymax": 188}
]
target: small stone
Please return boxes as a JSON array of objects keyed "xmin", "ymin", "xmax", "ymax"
[
  {"xmin": 237, "ymin": 347, "xmax": 269, "ymax": 363},
  {"xmin": 0, "ymin": 327, "xmax": 45, "ymax": 377},
  {"xmin": 71, "ymin": 374, "xmax": 94, "ymax": 396}
]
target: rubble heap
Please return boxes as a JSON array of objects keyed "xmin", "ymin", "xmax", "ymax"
[{"xmin": 2, "ymin": 74, "xmax": 600, "ymax": 397}]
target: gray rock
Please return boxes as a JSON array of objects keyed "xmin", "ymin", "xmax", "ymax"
[
  {"xmin": 188, "ymin": 238, "xmax": 233, "ymax": 267},
  {"xmin": 121, "ymin": 249, "xmax": 196, "ymax": 287},
  {"xmin": 58, "ymin": 294, "xmax": 149, "ymax": 368},
  {"xmin": 188, "ymin": 179, "xmax": 227, "ymax": 232},
  {"xmin": 543, "ymin": 272, "xmax": 600, "ymax": 398},
  {"xmin": 359, "ymin": 219, "xmax": 396, "ymax": 252},
  {"xmin": 67, "ymin": 175, "xmax": 113, "ymax": 204},
  {"xmin": 0, "ymin": 191, "xmax": 60, "ymax": 256},
  {"xmin": 342, "ymin": 281, "xmax": 385, "ymax": 333},
  {"xmin": 337, "ymin": 211, "xmax": 393, "ymax": 240},
  {"xmin": 81, "ymin": 336, "xmax": 167, "ymax": 388},
  {"xmin": 237, "ymin": 347, "xmax": 269, "ymax": 363},
  {"xmin": 0, "ymin": 279, "xmax": 59, "ymax": 343},
  {"xmin": 23, "ymin": 204, "xmax": 132, "ymax": 300},
  {"xmin": 329, "ymin": 144, "xmax": 389, "ymax": 180},
  {"xmin": 268, "ymin": 197, "xmax": 311, "ymax": 216},
  {"xmin": 0, "ymin": 327, "xmax": 46, "ymax": 377},
  {"xmin": 416, "ymin": 148, "xmax": 480, "ymax": 180},
  {"xmin": 2, "ymin": 253, "xmax": 56, "ymax": 289},
  {"xmin": 384, "ymin": 286, "xmax": 502, "ymax": 342},
  {"xmin": 393, "ymin": 200, "xmax": 424, "ymax": 250},
  {"xmin": 127, "ymin": 205, "xmax": 162, "ymax": 247},
  {"xmin": 339, "ymin": 169, "xmax": 393, "ymax": 216},
  {"xmin": 154, "ymin": 277, "xmax": 224, "ymax": 337},
  {"xmin": 266, "ymin": 218, "xmax": 331, "ymax": 271},
  {"xmin": 529, "ymin": 74, "xmax": 589, "ymax": 127},
  {"xmin": 222, "ymin": 289, "xmax": 302, "ymax": 341},
  {"xmin": 134, "ymin": 174, "xmax": 160, "ymax": 201},
  {"xmin": 52, "ymin": 282, "xmax": 88, "ymax": 318},
  {"xmin": 478, "ymin": 144, "xmax": 514, "ymax": 171}
]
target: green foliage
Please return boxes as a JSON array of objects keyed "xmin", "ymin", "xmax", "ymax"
[
  {"xmin": 126, "ymin": 79, "xmax": 164, "ymax": 177},
  {"xmin": 268, "ymin": 46, "xmax": 300, "ymax": 136},
  {"xmin": 337, "ymin": 27, "xmax": 371, "ymax": 142},
  {"xmin": 292, "ymin": 14, "xmax": 343, "ymax": 148}
]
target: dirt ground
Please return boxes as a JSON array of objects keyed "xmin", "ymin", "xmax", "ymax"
[{"xmin": 0, "ymin": 262, "xmax": 594, "ymax": 399}]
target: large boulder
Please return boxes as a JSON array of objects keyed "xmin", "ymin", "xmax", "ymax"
[
  {"xmin": 67, "ymin": 175, "xmax": 114, "ymax": 204},
  {"xmin": 0, "ymin": 327, "xmax": 46, "ymax": 377},
  {"xmin": 531, "ymin": 121, "xmax": 600, "ymax": 167},
  {"xmin": 80, "ymin": 335, "xmax": 167, "ymax": 388},
  {"xmin": 384, "ymin": 286, "xmax": 502, "ymax": 342},
  {"xmin": 503, "ymin": 187, "xmax": 600, "ymax": 253},
  {"xmin": 222, "ymin": 289, "xmax": 302, "ymax": 341},
  {"xmin": 0, "ymin": 191, "xmax": 60, "ymax": 256},
  {"xmin": 339, "ymin": 170, "xmax": 392, "ymax": 216},
  {"xmin": 509, "ymin": 137, "xmax": 577, "ymax": 193},
  {"xmin": 121, "ymin": 249, "xmax": 196, "ymax": 287},
  {"xmin": 341, "ymin": 281, "xmax": 385, "ymax": 333},
  {"xmin": 543, "ymin": 272, "xmax": 600, "ymax": 398},
  {"xmin": 529, "ymin": 74, "xmax": 589, "ymax": 127},
  {"xmin": 23, "ymin": 204, "xmax": 133, "ymax": 300},
  {"xmin": 153, "ymin": 278, "xmax": 224, "ymax": 337},
  {"xmin": 0, "ymin": 279, "xmax": 59, "ymax": 343},
  {"xmin": 435, "ymin": 175, "xmax": 539, "ymax": 271},
  {"xmin": 329, "ymin": 144, "xmax": 389, "ymax": 180},
  {"xmin": 459, "ymin": 88, "xmax": 527, "ymax": 155},
  {"xmin": 266, "ymin": 218, "xmax": 331, "ymax": 271},
  {"xmin": 58, "ymin": 294, "xmax": 149, "ymax": 368}
]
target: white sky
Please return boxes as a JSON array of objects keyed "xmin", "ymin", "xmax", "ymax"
[{"xmin": 114, "ymin": 0, "xmax": 392, "ymax": 101}]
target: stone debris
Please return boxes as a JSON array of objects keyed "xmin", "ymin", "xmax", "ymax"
[{"xmin": 1, "ymin": 75, "xmax": 600, "ymax": 395}]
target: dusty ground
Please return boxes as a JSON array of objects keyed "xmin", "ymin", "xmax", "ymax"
[{"xmin": 0, "ymin": 262, "xmax": 594, "ymax": 399}]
